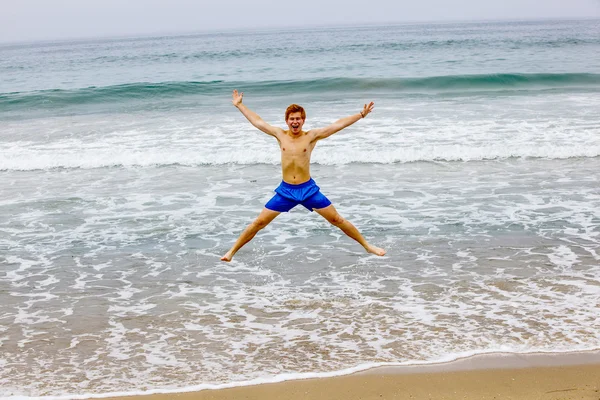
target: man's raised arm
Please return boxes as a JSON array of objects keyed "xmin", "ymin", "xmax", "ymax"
[
  {"xmin": 232, "ymin": 90, "xmax": 282, "ymax": 137},
  {"xmin": 311, "ymin": 102, "xmax": 375, "ymax": 141}
]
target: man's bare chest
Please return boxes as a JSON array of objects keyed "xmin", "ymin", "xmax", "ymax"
[{"xmin": 279, "ymin": 135, "xmax": 314, "ymax": 156}]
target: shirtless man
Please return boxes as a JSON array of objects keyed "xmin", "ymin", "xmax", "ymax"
[{"xmin": 221, "ymin": 90, "xmax": 386, "ymax": 261}]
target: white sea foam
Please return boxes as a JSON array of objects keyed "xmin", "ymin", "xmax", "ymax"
[
  {"xmin": 2, "ymin": 162, "xmax": 599, "ymax": 397},
  {"xmin": 1, "ymin": 141, "xmax": 599, "ymax": 170},
  {"xmin": 2, "ymin": 90, "xmax": 600, "ymax": 171}
]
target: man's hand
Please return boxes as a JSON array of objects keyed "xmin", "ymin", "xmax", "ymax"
[
  {"xmin": 360, "ymin": 101, "xmax": 375, "ymax": 118},
  {"xmin": 232, "ymin": 89, "xmax": 243, "ymax": 107}
]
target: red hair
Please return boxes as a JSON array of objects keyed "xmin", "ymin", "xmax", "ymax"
[{"xmin": 285, "ymin": 104, "xmax": 306, "ymax": 121}]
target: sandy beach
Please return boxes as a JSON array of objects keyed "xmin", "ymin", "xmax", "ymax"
[{"xmin": 103, "ymin": 352, "xmax": 600, "ymax": 400}]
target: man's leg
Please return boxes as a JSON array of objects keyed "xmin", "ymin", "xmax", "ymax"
[
  {"xmin": 221, "ymin": 208, "xmax": 281, "ymax": 262},
  {"xmin": 314, "ymin": 204, "xmax": 386, "ymax": 256}
]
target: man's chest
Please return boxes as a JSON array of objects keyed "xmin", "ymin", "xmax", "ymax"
[{"xmin": 279, "ymin": 136, "xmax": 314, "ymax": 155}]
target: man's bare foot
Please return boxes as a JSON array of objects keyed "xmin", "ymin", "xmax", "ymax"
[
  {"xmin": 366, "ymin": 245, "xmax": 386, "ymax": 256},
  {"xmin": 220, "ymin": 252, "xmax": 233, "ymax": 262}
]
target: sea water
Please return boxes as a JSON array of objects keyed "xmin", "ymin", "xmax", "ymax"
[{"xmin": 1, "ymin": 19, "xmax": 600, "ymax": 398}]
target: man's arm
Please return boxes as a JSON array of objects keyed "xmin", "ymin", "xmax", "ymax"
[
  {"xmin": 310, "ymin": 102, "xmax": 375, "ymax": 141},
  {"xmin": 232, "ymin": 90, "xmax": 282, "ymax": 138}
]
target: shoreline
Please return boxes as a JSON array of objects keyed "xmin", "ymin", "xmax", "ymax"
[
  {"xmin": 21, "ymin": 349, "xmax": 599, "ymax": 400},
  {"xmin": 361, "ymin": 348, "xmax": 600, "ymax": 375},
  {"xmin": 102, "ymin": 350, "xmax": 600, "ymax": 400}
]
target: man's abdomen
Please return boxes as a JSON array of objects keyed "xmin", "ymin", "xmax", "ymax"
[{"xmin": 281, "ymin": 157, "xmax": 311, "ymax": 184}]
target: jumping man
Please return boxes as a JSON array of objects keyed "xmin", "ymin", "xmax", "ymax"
[{"xmin": 221, "ymin": 90, "xmax": 386, "ymax": 261}]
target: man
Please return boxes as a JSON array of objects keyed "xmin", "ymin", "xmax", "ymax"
[{"xmin": 221, "ymin": 90, "xmax": 386, "ymax": 261}]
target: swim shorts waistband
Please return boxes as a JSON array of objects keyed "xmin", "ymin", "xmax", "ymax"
[{"xmin": 278, "ymin": 178, "xmax": 316, "ymax": 189}]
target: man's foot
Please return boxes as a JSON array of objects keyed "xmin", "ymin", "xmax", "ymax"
[
  {"xmin": 366, "ymin": 245, "xmax": 386, "ymax": 256},
  {"xmin": 220, "ymin": 252, "xmax": 233, "ymax": 262}
]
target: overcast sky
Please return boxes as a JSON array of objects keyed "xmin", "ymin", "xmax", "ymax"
[{"xmin": 1, "ymin": 0, "xmax": 599, "ymax": 43}]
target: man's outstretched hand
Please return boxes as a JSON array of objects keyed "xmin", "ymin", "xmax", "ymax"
[
  {"xmin": 232, "ymin": 89, "xmax": 243, "ymax": 107},
  {"xmin": 361, "ymin": 101, "xmax": 375, "ymax": 118}
]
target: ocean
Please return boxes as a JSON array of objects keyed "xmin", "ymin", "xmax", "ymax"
[{"xmin": 1, "ymin": 19, "xmax": 599, "ymax": 398}]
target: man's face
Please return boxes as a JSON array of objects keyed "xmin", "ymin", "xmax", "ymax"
[{"xmin": 286, "ymin": 112, "xmax": 305, "ymax": 134}]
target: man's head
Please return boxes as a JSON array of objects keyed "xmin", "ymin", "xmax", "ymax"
[{"xmin": 285, "ymin": 104, "xmax": 306, "ymax": 134}]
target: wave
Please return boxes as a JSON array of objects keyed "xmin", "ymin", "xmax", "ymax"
[
  {"xmin": 2, "ymin": 73, "xmax": 599, "ymax": 112},
  {"xmin": 2, "ymin": 144, "xmax": 599, "ymax": 171}
]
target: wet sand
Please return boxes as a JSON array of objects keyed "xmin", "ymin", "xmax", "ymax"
[{"xmin": 104, "ymin": 351, "xmax": 600, "ymax": 400}]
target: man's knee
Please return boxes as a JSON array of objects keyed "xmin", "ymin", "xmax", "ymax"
[
  {"xmin": 252, "ymin": 217, "xmax": 270, "ymax": 230},
  {"xmin": 328, "ymin": 213, "xmax": 344, "ymax": 226}
]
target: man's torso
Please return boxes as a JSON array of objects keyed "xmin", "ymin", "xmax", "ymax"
[{"xmin": 277, "ymin": 130, "xmax": 316, "ymax": 184}]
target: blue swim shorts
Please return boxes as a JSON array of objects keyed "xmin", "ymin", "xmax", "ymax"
[{"xmin": 265, "ymin": 178, "xmax": 332, "ymax": 212}]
